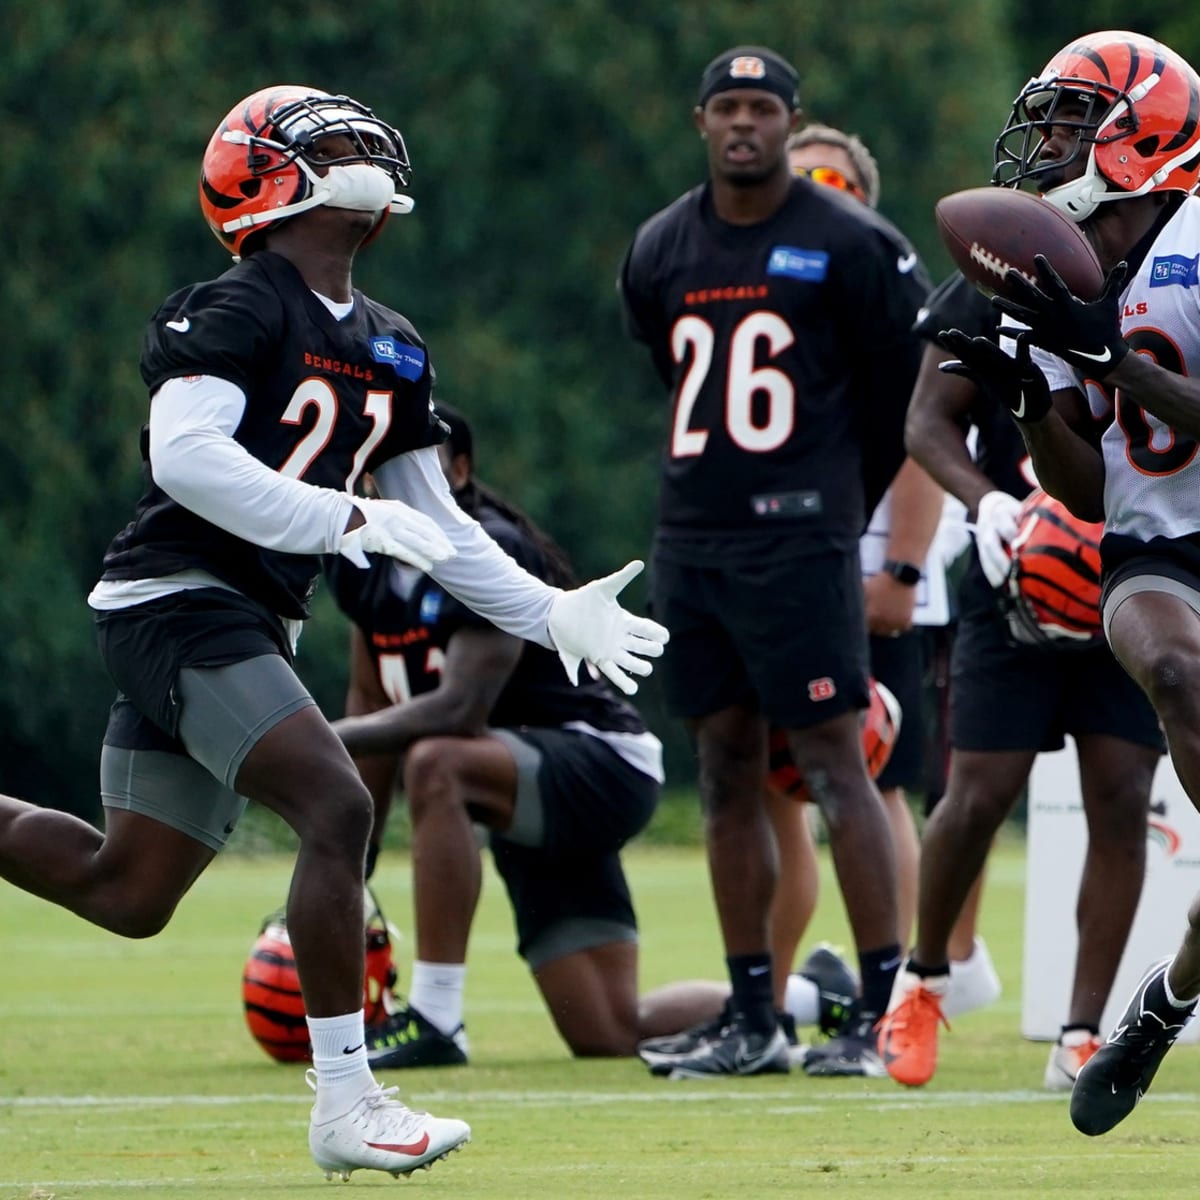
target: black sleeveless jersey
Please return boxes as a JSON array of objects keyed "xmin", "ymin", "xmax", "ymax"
[
  {"xmin": 101, "ymin": 252, "xmax": 445, "ymax": 619},
  {"xmin": 913, "ymin": 271, "xmax": 1033, "ymax": 503},
  {"xmin": 327, "ymin": 502, "xmax": 648, "ymax": 734},
  {"xmin": 620, "ymin": 178, "xmax": 928, "ymax": 557}
]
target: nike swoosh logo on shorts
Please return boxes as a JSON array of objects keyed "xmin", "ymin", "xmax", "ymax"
[{"xmin": 166, "ymin": 317, "xmax": 190, "ymax": 333}]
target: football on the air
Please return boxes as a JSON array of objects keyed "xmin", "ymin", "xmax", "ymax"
[{"xmin": 934, "ymin": 187, "xmax": 1105, "ymax": 302}]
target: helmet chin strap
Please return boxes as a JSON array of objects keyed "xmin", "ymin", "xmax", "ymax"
[{"xmin": 220, "ymin": 155, "xmax": 413, "ymax": 235}]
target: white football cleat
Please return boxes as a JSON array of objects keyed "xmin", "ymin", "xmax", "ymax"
[{"xmin": 306, "ymin": 1070, "xmax": 470, "ymax": 1180}]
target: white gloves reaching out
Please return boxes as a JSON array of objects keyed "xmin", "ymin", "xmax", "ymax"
[
  {"xmin": 547, "ymin": 560, "xmax": 669, "ymax": 696},
  {"xmin": 974, "ymin": 490, "xmax": 1023, "ymax": 589},
  {"xmin": 339, "ymin": 497, "xmax": 457, "ymax": 572}
]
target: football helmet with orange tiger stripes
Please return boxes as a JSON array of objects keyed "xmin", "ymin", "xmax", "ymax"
[
  {"xmin": 242, "ymin": 890, "xmax": 399, "ymax": 1062},
  {"xmin": 1003, "ymin": 488, "xmax": 1105, "ymax": 650},
  {"xmin": 768, "ymin": 678, "xmax": 902, "ymax": 801},
  {"xmin": 994, "ymin": 30, "xmax": 1200, "ymax": 223},
  {"xmin": 200, "ymin": 86, "xmax": 413, "ymax": 258}
]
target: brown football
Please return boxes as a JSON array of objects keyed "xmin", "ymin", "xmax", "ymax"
[{"xmin": 935, "ymin": 187, "xmax": 1105, "ymax": 302}]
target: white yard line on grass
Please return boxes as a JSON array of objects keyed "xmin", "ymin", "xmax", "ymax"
[{"xmin": 4, "ymin": 1088, "xmax": 1196, "ymax": 1109}]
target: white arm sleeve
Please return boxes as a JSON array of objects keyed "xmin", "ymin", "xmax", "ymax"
[
  {"xmin": 371, "ymin": 448, "xmax": 558, "ymax": 646},
  {"xmin": 149, "ymin": 375, "xmax": 356, "ymax": 554}
]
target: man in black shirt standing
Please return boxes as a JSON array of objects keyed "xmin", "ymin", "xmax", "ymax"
[{"xmin": 620, "ymin": 46, "xmax": 927, "ymax": 1076}]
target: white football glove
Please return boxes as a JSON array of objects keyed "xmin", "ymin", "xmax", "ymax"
[
  {"xmin": 547, "ymin": 560, "xmax": 669, "ymax": 696},
  {"xmin": 339, "ymin": 497, "xmax": 457, "ymax": 572},
  {"xmin": 974, "ymin": 490, "xmax": 1023, "ymax": 589}
]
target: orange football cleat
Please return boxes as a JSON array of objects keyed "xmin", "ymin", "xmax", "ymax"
[{"xmin": 877, "ymin": 981, "xmax": 949, "ymax": 1087}]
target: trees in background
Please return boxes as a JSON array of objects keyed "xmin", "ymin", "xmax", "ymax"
[{"xmin": 2, "ymin": 1, "xmax": 1194, "ymax": 812}]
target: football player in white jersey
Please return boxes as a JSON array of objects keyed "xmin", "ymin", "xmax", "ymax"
[{"xmin": 898, "ymin": 30, "xmax": 1200, "ymax": 1135}]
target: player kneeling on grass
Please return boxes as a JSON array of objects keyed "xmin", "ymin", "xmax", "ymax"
[
  {"xmin": 0, "ymin": 85, "xmax": 667, "ymax": 1181},
  {"xmin": 328, "ymin": 404, "xmax": 668, "ymax": 1065}
]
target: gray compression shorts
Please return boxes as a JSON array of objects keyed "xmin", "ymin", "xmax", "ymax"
[{"xmin": 100, "ymin": 654, "xmax": 314, "ymax": 851}]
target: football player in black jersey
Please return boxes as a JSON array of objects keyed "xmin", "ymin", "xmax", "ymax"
[
  {"xmin": 619, "ymin": 47, "xmax": 928, "ymax": 1078},
  {"xmin": 326, "ymin": 405, "xmax": 666, "ymax": 1065},
  {"xmin": 0, "ymin": 86, "xmax": 667, "ymax": 1181},
  {"xmin": 877, "ymin": 269, "xmax": 1162, "ymax": 1090}
]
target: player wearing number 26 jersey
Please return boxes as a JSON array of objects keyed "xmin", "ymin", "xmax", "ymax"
[
  {"xmin": 620, "ymin": 164, "xmax": 928, "ymax": 553},
  {"xmin": 615, "ymin": 46, "xmax": 927, "ymax": 1082}
]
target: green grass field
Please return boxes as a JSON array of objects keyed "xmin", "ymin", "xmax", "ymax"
[{"xmin": 4, "ymin": 841, "xmax": 1200, "ymax": 1199}]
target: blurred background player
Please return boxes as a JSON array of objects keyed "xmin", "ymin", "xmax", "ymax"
[
  {"xmin": 879, "ymin": 252, "xmax": 1164, "ymax": 1090},
  {"xmin": 785, "ymin": 123, "xmax": 945, "ymax": 959},
  {"xmin": 328, "ymin": 405, "xmax": 668, "ymax": 1064},
  {"xmin": 619, "ymin": 47, "xmax": 928, "ymax": 1078}
]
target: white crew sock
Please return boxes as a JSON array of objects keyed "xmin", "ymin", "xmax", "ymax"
[
  {"xmin": 409, "ymin": 960, "xmax": 467, "ymax": 1035},
  {"xmin": 943, "ymin": 937, "xmax": 1002, "ymax": 1019},
  {"xmin": 783, "ymin": 972, "xmax": 821, "ymax": 1027},
  {"xmin": 307, "ymin": 1011, "xmax": 374, "ymax": 1120}
]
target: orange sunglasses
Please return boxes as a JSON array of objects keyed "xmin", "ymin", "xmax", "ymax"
[{"xmin": 792, "ymin": 164, "xmax": 866, "ymax": 200}]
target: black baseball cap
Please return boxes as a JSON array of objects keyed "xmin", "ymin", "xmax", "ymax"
[{"xmin": 697, "ymin": 46, "xmax": 799, "ymax": 110}]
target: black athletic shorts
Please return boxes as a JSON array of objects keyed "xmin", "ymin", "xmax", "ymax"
[
  {"xmin": 868, "ymin": 630, "xmax": 926, "ymax": 791},
  {"xmin": 950, "ymin": 576, "xmax": 1163, "ymax": 753},
  {"xmin": 487, "ymin": 727, "xmax": 657, "ymax": 968},
  {"xmin": 95, "ymin": 588, "xmax": 294, "ymax": 748},
  {"xmin": 651, "ymin": 545, "xmax": 870, "ymax": 728}
]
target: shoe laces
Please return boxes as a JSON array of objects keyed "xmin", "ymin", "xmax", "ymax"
[{"xmin": 889, "ymin": 986, "xmax": 950, "ymax": 1034}]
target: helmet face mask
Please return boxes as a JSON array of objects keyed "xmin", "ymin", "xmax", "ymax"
[
  {"xmin": 200, "ymin": 86, "xmax": 413, "ymax": 258},
  {"xmin": 992, "ymin": 31, "xmax": 1200, "ymax": 223}
]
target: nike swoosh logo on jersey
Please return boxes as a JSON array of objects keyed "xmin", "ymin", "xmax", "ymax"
[
  {"xmin": 1013, "ymin": 392, "xmax": 1029, "ymax": 420},
  {"xmin": 897, "ymin": 252, "xmax": 918, "ymax": 274},
  {"xmin": 166, "ymin": 317, "xmax": 191, "ymax": 333},
  {"xmin": 366, "ymin": 1133, "xmax": 430, "ymax": 1157},
  {"xmin": 1071, "ymin": 345, "xmax": 1111, "ymax": 363},
  {"xmin": 915, "ymin": 306, "xmax": 930, "ymax": 325}
]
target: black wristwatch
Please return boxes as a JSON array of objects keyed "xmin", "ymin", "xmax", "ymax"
[{"xmin": 883, "ymin": 559, "xmax": 922, "ymax": 586}]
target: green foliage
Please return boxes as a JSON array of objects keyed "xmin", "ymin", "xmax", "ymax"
[{"xmin": 0, "ymin": 1, "xmax": 1056, "ymax": 808}]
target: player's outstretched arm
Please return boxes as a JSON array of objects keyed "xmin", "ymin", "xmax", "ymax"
[{"xmin": 547, "ymin": 560, "xmax": 669, "ymax": 696}]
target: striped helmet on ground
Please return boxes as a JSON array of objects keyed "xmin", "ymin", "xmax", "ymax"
[
  {"xmin": 242, "ymin": 890, "xmax": 399, "ymax": 1062},
  {"xmin": 1003, "ymin": 487, "xmax": 1104, "ymax": 650},
  {"xmin": 768, "ymin": 678, "xmax": 902, "ymax": 801}
]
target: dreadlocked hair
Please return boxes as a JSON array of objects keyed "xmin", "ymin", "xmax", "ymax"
[
  {"xmin": 455, "ymin": 479, "xmax": 578, "ymax": 589},
  {"xmin": 433, "ymin": 401, "xmax": 577, "ymax": 589}
]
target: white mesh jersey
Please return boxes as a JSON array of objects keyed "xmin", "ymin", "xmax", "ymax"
[{"xmin": 1034, "ymin": 195, "xmax": 1200, "ymax": 545}]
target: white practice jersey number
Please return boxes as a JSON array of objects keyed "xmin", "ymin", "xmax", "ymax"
[
  {"xmin": 277, "ymin": 377, "xmax": 394, "ymax": 492},
  {"xmin": 670, "ymin": 311, "xmax": 796, "ymax": 457}
]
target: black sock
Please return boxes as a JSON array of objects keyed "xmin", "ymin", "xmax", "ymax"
[
  {"xmin": 859, "ymin": 943, "xmax": 903, "ymax": 1019},
  {"xmin": 726, "ymin": 953, "xmax": 776, "ymax": 1032},
  {"xmin": 909, "ymin": 958, "xmax": 951, "ymax": 979}
]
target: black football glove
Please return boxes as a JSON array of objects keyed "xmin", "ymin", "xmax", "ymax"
[
  {"xmin": 992, "ymin": 256, "xmax": 1129, "ymax": 379},
  {"xmin": 938, "ymin": 328, "xmax": 1052, "ymax": 424}
]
